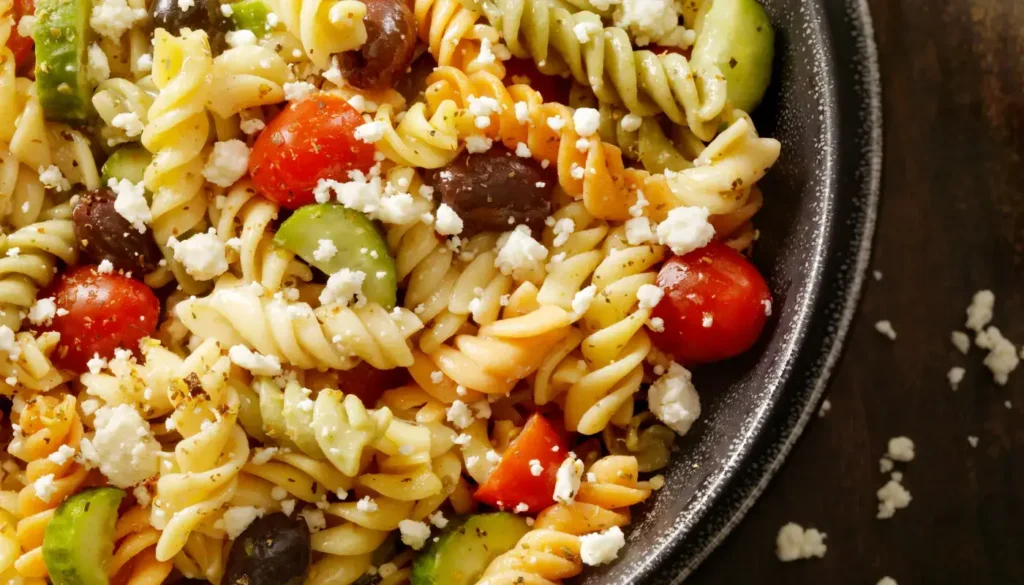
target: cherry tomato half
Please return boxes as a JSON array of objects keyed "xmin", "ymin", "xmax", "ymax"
[
  {"xmin": 649, "ymin": 242, "xmax": 772, "ymax": 365},
  {"xmin": 336, "ymin": 361, "xmax": 409, "ymax": 406},
  {"xmin": 7, "ymin": 0, "xmax": 35, "ymax": 75},
  {"xmin": 37, "ymin": 265, "xmax": 160, "ymax": 374},
  {"xmin": 503, "ymin": 58, "xmax": 570, "ymax": 105},
  {"xmin": 474, "ymin": 413, "xmax": 567, "ymax": 513},
  {"xmin": 249, "ymin": 93, "xmax": 376, "ymax": 209}
]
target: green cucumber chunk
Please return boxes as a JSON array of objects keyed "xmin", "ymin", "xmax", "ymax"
[
  {"xmin": 691, "ymin": 0, "xmax": 775, "ymax": 113},
  {"xmin": 274, "ymin": 204, "xmax": 397, "ymax": 309},
  {"xmin": 43, "ymin": 487, "xmax": 125, "ymax": 585},
  {"xmin": 353, "ymin": 533, "xmax": 400, "ymax": 585},
  {"xmin": 101, "ymin": 144, "xmax": 152, "ymax": 185},
  {"xmin": 228, "ymin": 0, "xmax": 278, "ymax": 37},
  {"xmin": 411, "ymin": 513, "xmax": 530, "ymax": 585},
  {"xmin": 34, "ymin": 0, "xmax": 93, "ymax": 123}
]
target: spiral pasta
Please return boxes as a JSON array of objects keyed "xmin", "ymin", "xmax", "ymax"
[
  {"xmin": 149, "ymin": 338, "xmax": 250, "ymax": 562},
  {"xmin": 211, "ymin": 181, "xmax": 312, "ymax": 292},
  {"xmin": 271, "ymin": 0, "xmax": 367, "ymax": 70},
  {"xmin": 0, "ymin": 332, "xmax": 67, "ymax": 395},
  {"xmin": 176, "ymin": 275, "xmax": 424, "ymax": 371},
  {"xmin": 7, "ymin": 395, "xmax": 91, "ymax": 580},
  {"xmin": 0, "ymin": 0, "xmax": 17, "ymax": 144},
  {"xmin": 0, "ymin": 219, "xmax": 78, "ymax": 332},
  {"xmin": 92, "ymin": 77, "xmax": 156, "ymax": 147},
  {"xmin": 142, "ymin": 28, "xmax": 213, "ymax": 294},
  {"xmin": 413, "ymin": 0, "xmax": 505, "ymax": 76},
  {"xmin": 372, "ymin": 101, "xmax": 462, "ymax": 169},
  {"xmin": 207, "ymin": 46, "xmax": 289, "ymax": 119},
  {"xmin": 109, "ymin": 505, "xmax": 174, "ymax": 585}
]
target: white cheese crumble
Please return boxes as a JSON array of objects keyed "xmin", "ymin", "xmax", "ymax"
[
  {"xmin": 656, "ymin": 206, "xmax": 714, "ymax": 255},
  {"xmin": 300, "ymin": 508, "xmax": 327, "ymax": 533},
  {"xmin": 33, "ymin": 474, "xmax": 57, "ymax": 503},
  {"xmin": 354, "ymin": 121, "xmax": 388, "ymax": 144},
  {"xmin": 818, "ymin": 399, "xmax": 831, "ymax": 417},
  {"xmin": 647, "ymin": 363, "xmax": 700, "ymax": 435},
  {"xmin": 529, "ymin": 458, "xmax": 543, "ymax": 477},
  {"xmin": 886, "ymin": 437, "xmax": 915, "ymax": 462},
  {"xmin": 79, "ymin": 404, "xmax": 161, "ymax": 487},
  {"xmin": 109, "ymin": 178, "xmax": 150, "ymax": 233},
  {"xmin": 553, "ymin": 454, "xmax": 583, "ymax": 504},
  {"xmin": 167, "ymin": 229, "xmax": 229, "ymax": 281},
  {"xmin": 356, "ymin": 496, "xmax": 378, "ymax": 512},
  {"xmin": 495, "ymin": 226, "xmax": 548, "ymax": 280},
  {"xmin": 90, "ymin": 0, "xmax": 147, "ymax": 40},
  {"xmin": 313, "ymin": 239, "xmax": 338, "ymax": 262},
  {"xmin": 435, "ymin": 204, "xmax": 464, "ymax": 236},
  {"xmin": 222, "ymin": 507, "xmax": 263, "ymax": 539},
  {"xmin": 613, "ymin": 0, "xmax": 692, "ymax": 47},
  {"xmin": 427, "ymin": 511, "xmax": 448, "ymax": 528},
  {"xmin": 28, "ymin": 298, "xmax": 58, "ymax": 326},
  {"xmin": 874, "ymin": 320, "xmax": 897, "ymax": 340},
  {"xmin": 951, "ymin": 330, "xmax": 971, "ymax": 354},
  {"xmin": 465, "ymin": 135, "xmax": 493, "ymax": 153},
  {"xmin": 39, "ymin": 165, "xmax": 70, "ymax": 192},
  {"xmin": 224, "ymin": 29, "xmax": 257, "ymax": 50},
  {"xmin": 624, "ymin": 216, "xmax": 656, "ymax": 245},
  {"xmin": 775, "ymin": 523, "xmax": 827, "ymax": 561},
  {"xmin": 636, "ymin": 284, "xmax": 664, "ymax": 310},
  {"xmin": 551, "ymin": 218, "xmax": 575, "ymax": 247},
  {"xmin": 398, "ymin": 519, "xmax": 431, "ymax": 550},
  {"xmin": 579, "ymin": 526, "xmax": 625, "ymax": 566},
  {"xmin": 283, "ymin": 81, "xmax": 317, "ymax": 101},
  {"xmin": 87, "ymin": 43, "xmax": 110, "ymax": 83},
  {"xmin": 47, "ymin": 444, "xmax": 76, "ymax": 465},
  {"xmin": 573, "ymin": 21, "xmax": 602, "ymax": 44},
  {"xmin": 319, "ymin": 269, "xmax": 366, "ymax": 307},
  {"xmin": 572, "ymin": 108, "xmax": 600, "ymax": 137},
  {"xmin": 203, "ymin": 140, "xmax": 250, "ymax": 187},
  {"xmin": 965, "ymin": 290, "xmax": 995, "ymax": 332},
  {"xmin": 229, "ymin": 345, "xmax": 283, "ymax": 376},
  {"xmin": 251, "ymin": 447, "xmax": 279, "ymax": 466},
  {"xmin": 111, "ymin": 112, "xmax": 144, "ymax": 138},
  {"xmin": 876, "ymin": 478, "xmax": 911, "ymax": 519},
  {"xmin": 967, "ymin": 436, "xmax": 979, "ymax": 448},
  {"xmin": 975, "ymin": 326, "xmax": 1019, "ymax": 385},
  {"xmin": 947, "ymin": 366, "xmax": 965, "ymax": 391},
  {"xmin": 572, "ymin": 285, "xmax": 597, "ymax": 316},
  {"xmin": 446, "ymin": 400, "xmax": 474, "ymax": 429}
]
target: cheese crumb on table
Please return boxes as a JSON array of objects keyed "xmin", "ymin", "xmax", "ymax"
[
  {"xmin": 951, "ymin": 331, "xmax": 971, "ymax": 354},
  {"xmin": 965, "ymin": 290, "xmax": 995, "ymax": 332},
  {"xmin": 876, "ymin": 478, "xmax": 912, "ymax": 519},
  {"xmin": 818, "ymin": 399, "xmax": 831, "ymax": 417},
  {"xmin": 877, "ymin": 578, "xmax": 898, "ymax": 585},
  {"xmin": 775, "ymin": 522, "xmax": 827, "ymax": 561},
  {"xmin": 967, "ymin": 436, "xmax": 979, "ymax": 448},
  {"xmin": 974, "ymin": 326, "xmax": 1020, "ymax": 385},
  {"xmin": 886, "ymin": 436, "xmax": 915, "ymax": 462},
  {"xmin": 874, "ymin": 320, "xmax": 897, "ymax": 340},
  {"xmin": 947, "ymin": 366, "xmax": 965, "ymax": 391}
]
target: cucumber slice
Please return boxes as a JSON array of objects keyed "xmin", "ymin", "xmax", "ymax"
[
  {"xmin": 34, "ymin": 0, "xmax": 94, "ymax": 123},
  {"xmin": 411, "ymin": 513, "xmax": 530, "ymax": 585},
  {"xmin": 274, "ymin": 204, "xmax": 398, "ymax": 309},
  {"xmin": 228, "ymin": 0, "xmax": 279, "ymax": 37},
  {"xmin": 100, "ymin": 145, "xmax": 153, "ymax": 185},
  {"xmin": 43, "ymin": 487, "xmax": 125, "ymax": 585},
  {"xmin": 690, "ymin": 0, "xmax": 774, "ymax": 113}
]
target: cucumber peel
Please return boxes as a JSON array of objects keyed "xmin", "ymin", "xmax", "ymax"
[
  {"xmin": 691, "ymin": 0, "xmax": 775, "ymax": 113},
  {"xmin": 43, "ymin": 487, "xmax": 125, "ymax": 585},
  {"xmin": 34, "ymin": 0, "xmax": 94, "ymax": 123},
  {"xmin": 274, "ymin": 204, "xmax": 398, "ymax": 309},
  {"xmin": 101, "ymin": 144, "xmax": 153, "ymax": 185},
  {"xmin": 411, "ymin": 513, "xmax": 530, "ymax": 585},
  {"xmin": 228, "ymin": 0, "xmax": 280, "ymax": 37}
]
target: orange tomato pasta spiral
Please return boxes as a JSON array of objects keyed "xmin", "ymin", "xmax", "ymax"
[
  {"xmin": 109, "ymin": 505, "xmax": 174, "ymax": 585},
  {"xmin": 7, "ymin": 395, "xmax": 90, "ymax": 580},
  {"xmin": 413, "ymin": 0, "xmax": 505, "ymax": 77}
]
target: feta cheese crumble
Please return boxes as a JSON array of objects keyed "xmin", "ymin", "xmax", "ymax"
[
  {"xmin": 495, "ymin": 226, "xmax": 548, "ymax": 280},
  {"xmin": 965, "ymin": 290, "xmax": 995, "ymax": 332},
  {"xmin": 319, "ymin": 269, "xmax": 366, "ymax": 307},
  {"xmin": 167, "ymin": 229, "xmax": 229, "ymax": 281},
  {"xmin": 203, "ymin": 140, "xmax": 250, "ymax": 187},
  {"xmin": 886, "ymin": 437, "xmax": 915, "ymax": 462},
  {"xmin": 874, "ymin": 320, "xmax": 897, "ymax": 340},
  {"xmin": 109, "ymin": 178, "xmax": 151, "ymax": 233},
  {"xmin": 553, "ymin": 454, "xmax": 583, "ymax": 504},
  {"xmin": 647, "ymin": 363, "xmax": 700, "ymax": 435},
  {"xmin": 79, "ymin": 404, "xmax": 161, "ymax": 487},
  {"xmin": 876, "ymin": 478, "xmax": 912, "ymax": 519},
  {"xmin": 313, "ymin": 239, "xmax": 339, "ymax": 263},
  {"xmin": 222, "ymin": 507, "xmax": 264, "ymax": 539},
  {"xmin": 446, "ymin": 400, "xmax": 474, "ymax": 429},
  {"xmin": 398, "ymin": 519, "xmax": 431, "ymax": 550},
  {"xmin": 579, "ymin": 526, "xmax": 625, "ymax": 566},
  {"xmin": 775, "ymin": 523, "xmax": 827, "ymax": 561},
  {"xmin": 656, "ymin": 206, "xmax": 715, "ymax": 255},
  {"xmin": 229, "ymin": 345, "xmax": 283, "ymax": 376}
]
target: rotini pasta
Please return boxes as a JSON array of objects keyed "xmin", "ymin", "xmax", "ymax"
[
  {"xmin": 413, "ymin": 0, "xmax": 505, "ymax": 76},
  {"xmin": 207, "ymin": 46, "xmax": 289, "ymax": 119},
  {"xmin": 141, "ymin": 28, "xmax": 214, "ymax": 294},
  {"xmin": 109, "ymin": 505, "xmax": 175, "ymax": 585},
  {"xmin": 271, "ymin": 0, "xmax": 367, "ymax": 70},
  {"xmin": 0, "ymin": 219, "xmax": 78, "ymax": 332},
  {"xmin": 92, "ymin": 77, "xmax": 156, "ymax": 147}
]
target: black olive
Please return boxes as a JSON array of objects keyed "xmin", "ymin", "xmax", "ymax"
[
  {"xmin": 426, "ymin": 145, "xmax": 554, "ymax": 237},
  {"xmin": 338, "ymin": 0, "xmax": 418, "ymax": 90},
  {"xmin": 72, "ymin": 188, "xmax": 162, "ymax": 274},
  {"xmin": 150, "ymin": 0, "xmax": 225, "ymax": 50},
  {"xmin": 223, "ymin": 513, "xmax": 310, "ymax": 585}
]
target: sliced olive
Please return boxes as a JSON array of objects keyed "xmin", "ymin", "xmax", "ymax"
[
  {"xmin": 223, "ymin": 513, "xmax": 310, "ymax": 585},
  {"xmin": 426, "ymin": 145, "xmax": 554, "ymax": 237},
  {"xmin": 151, "ymin": 0, "xmax": 225, "ymax": 49}
]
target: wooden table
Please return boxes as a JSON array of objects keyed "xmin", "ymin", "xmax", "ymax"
[{"xmin": 689, "ymin": 0, "xmax": 1024, "ymax": 582}]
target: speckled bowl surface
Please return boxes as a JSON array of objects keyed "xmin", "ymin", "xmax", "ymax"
[{"xmin": 587, "ymin": 0, "xmax": 882, "ymax": 582}]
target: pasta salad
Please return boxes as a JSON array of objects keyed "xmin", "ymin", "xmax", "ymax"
[{"xmin": 0, "ymin": 0, "xmax": 781, "ymax": 582}]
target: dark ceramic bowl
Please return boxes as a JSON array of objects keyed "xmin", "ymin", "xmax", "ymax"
[{"xmin": 588, "ymin": 0, "xmax": 883, "ymax": 582}]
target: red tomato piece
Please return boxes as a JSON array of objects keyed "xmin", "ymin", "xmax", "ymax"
[
  {"xmin": 37, "ymin": 266, "xmax": 160, "ymax": 374},
  {"xmin": 649, "ymin": 242, "xmax": 772, "ymax": 365},
  {"xmin": 6, "ymin": 0, "xmax": 35, "ymax": 75},
  {"xmin": 474, "ymin": 413, "xmax": 568, "ymax": 513},
  {"xmin": 336, "ymin": 361, "xmax": 409, "ymax": 406},
  {"xmin": 248, "ymin": 93, "xmax": 376, "ymax": 209},
  {"xmin": 503, "ymin": 58, "xmax": 570, "ymax": 105}
]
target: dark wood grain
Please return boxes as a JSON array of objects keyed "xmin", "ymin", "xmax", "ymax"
[{"xmin": 688, "ymin": 0, "xmax": 1024, "ymax": 582}]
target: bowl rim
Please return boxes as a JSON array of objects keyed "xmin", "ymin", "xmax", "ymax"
[{"xmin": 646, "ymin": 0, "xmax": 884, "ymax": 580}]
